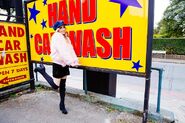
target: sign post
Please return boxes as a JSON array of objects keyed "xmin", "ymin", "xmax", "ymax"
[
  {"xmin": 25, "ymin": 0, "xmax": 154, "ymax": 122},
  {"xmin": 143, "ymin": 0, "xmax": 154, "ymax": 122}
]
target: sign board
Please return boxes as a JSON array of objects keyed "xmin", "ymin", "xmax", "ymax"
[
  {"xmin": 26, "ymin": 0, "xmax": 150, "ymax": 76},
  {"xmin": 0, "ymin": 22, "xmax": 30, "ymax": 89}
]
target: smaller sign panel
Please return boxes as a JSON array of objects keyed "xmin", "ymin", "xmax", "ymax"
[{"xmin": 0, "ymin": 22, "xmax": 30, "ymax": 89}]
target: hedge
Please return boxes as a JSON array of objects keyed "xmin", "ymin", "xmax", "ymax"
[{"xmin": 152, "ymin": 38, "xmax": 185, "ymax": 55}]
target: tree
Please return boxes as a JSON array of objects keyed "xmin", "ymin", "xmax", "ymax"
[{"xmin": 156, "ymin": 0, "xmax": 185, "ymax": 38}]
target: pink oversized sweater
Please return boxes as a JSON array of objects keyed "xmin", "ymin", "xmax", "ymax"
[{"xmin": 50, "ymin": 32, "xmax": 78, "ymax": 67}]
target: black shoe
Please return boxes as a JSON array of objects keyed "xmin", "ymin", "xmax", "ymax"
[
  {"xmin": 60, "ymin": 103, "xmax": 68, "ymax": 114},
  {"xmin": 39, "ymin": 63, "xmax": 45, "ymax": 69},
  {"xmin": 34, "ymin": 65, "xmax": 45, "ymax": 73}
]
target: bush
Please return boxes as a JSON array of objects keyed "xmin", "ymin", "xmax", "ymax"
[{"xmin": 152, "ymin": 38, "xmax": 185, "ymax": 55}]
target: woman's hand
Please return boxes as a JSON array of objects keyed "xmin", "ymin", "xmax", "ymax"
[
  {"xmin": 71, "ymin": 61, "xmax": 80, "ymax": 67},
  {"xmin": 65, "ymin": 32, "xmax": 68, "ymax": 37}
]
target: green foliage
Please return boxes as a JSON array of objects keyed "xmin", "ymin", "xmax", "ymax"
[
  {"xmin": 153, "ymin": 34, "xmax": 167, "ymax": 38},
  {"xmin": 152, "ymin": 38, "xmax": 185, "ymax": 55},
  {"xmin": 155, "ymin": 0, "xmax": 185, "ymax": 38},
  {"xmin": 35, "ymin": 84, "xmax": 52, "ymax": 91}
]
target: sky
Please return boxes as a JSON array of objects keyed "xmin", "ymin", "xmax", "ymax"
[{"xmin": 154, "ymin": 0, "xmax": 170, "ymax": 27}]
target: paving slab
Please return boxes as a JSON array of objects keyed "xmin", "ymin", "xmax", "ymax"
[{"xmin": 0, "ymin": 89, "xmax": 143, "ymax": 123}]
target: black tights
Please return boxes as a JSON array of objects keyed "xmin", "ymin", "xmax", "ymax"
[
  {"xmin": 59, "ymin": 79, "xmax": 68, "ymax": 114},
  {"xmin": 34, "ymin": 64, "xmax": 59, "ymax": 89}
]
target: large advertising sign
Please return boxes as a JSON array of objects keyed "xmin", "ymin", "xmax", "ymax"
[
  {"xmin": 0, "ymin": 22, "xmax": 30, "ymax": 89},
  {"xmin": 26, "ymin": 0, "xmax": 150, "ymax": 75}
]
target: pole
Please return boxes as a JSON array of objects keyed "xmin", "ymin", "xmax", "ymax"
[
  {"xmin": 24, "ymin": 1, "xmax": 35, "ymax": 90},
  {"xmin": 35, "ymin": 63, "xmax": 38, "ymax": 81},
  {"xmin": 156, "ymin": 69, "xmax": 163, "ymax": 113},
  {"xmin": 142, "ymin": 0, "xmax": 154, "ymax": 122},
  {"xmin": 15, "ymin": 0, "xmax": 24, "ymax": 23},
  {"xmin": 143, "ymin": 73, "xmax": 151, "ymax": 123},
  {"xmin": 151, "ymin": 67, "xmax": 164, "ymax": 113},
  {"xmin": 83, "ymin": 70, "xmax": 88, "ymax": 94}
]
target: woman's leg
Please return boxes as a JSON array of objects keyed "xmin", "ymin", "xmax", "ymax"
[
  {"xmin": 59, "ymin": 76, "xmax": 68, "ymax": 114},
  {"xmin": 34, "ymin": 64, "xmax": 59, "ymax": 89}
]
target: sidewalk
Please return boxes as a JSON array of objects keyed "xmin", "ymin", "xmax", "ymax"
[
  {"xmin": 32, "ymin": 58, "xmax": 182, "ymax": 123},
  {"xmin": 0, "ymin": 86, "xmax": 173, "ymax": 123},
  {"xmin": 0, "ymin": 89, "xmax": 142, "ymax": 123},
  {"xmin": 152, "ymin": 58, "xmax": 185, "ymax": 64}
]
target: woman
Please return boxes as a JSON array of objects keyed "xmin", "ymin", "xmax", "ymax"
[{"xmin": 34, "ymin": 20, "xmax": 79, "ymax": 114}]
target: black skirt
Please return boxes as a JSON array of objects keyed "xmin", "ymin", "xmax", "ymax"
[{"xmin": 52, "ymin": 63, "xmax": 70, "ymax": 78}]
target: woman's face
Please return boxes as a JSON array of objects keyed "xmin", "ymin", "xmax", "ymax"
[{"xmin": 58, "ymin": 25, "xmax": 66, "ymax": 35}]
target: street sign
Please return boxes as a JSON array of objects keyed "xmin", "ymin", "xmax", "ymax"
[
  {"xmin": 26, "ymin": 0, "xmax": 151, "ymax": 76},
  {"xmin": 0, "ymin": 22, "xmax": 30, "ymax": 89}
]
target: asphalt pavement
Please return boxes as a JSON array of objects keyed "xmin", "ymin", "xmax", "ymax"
[
  {"xmin": 66, "ymin": 58, "xmax": 185, "ymax": 123},
  {"xmin": 0, "ymin": 89, "xmax": 144, "ymax": 123},
  {"xmin": 32, "ymin": 58, "xmax": 185, "ymax": 122}
]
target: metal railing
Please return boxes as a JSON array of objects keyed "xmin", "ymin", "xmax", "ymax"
[{"xmin": 151, "ymin": 67, "xmax": 164, "ymax": 113}]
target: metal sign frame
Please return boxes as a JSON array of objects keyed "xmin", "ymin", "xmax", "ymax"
[
  {"xmin": 24, "ymin": 0, "xmax": 154, "ymax": 122},
  {"xmin": 25, "ymin": 0, "xmax": 154, "ymax": 78},
  {"xmin": 0, "ymin": 0, "xmax": 35, "ymax": 93}
]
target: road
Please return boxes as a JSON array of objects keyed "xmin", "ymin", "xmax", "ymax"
[{"xmin": 35, "ymin": 59, "xmax": 185, "ymax": 123}]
